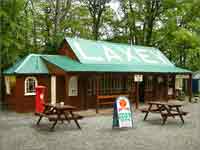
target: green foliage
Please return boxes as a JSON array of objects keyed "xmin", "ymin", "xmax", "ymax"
[
  {"xmin": 0, "ymin": 0, "xmax": 200, "ymax": 71},
  {"xmin": 0, "ymin": 0, "xmax": 27, "ymax": 68}
]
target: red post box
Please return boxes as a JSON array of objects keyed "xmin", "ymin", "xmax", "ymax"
[{"xmin": 35, "ymin": 85, "xmax": 46, "ymax": 113}]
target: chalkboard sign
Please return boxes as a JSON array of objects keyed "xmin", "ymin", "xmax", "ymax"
[{"xmin": 112, "ymin": 96, "xmax": 133, "ymax": 128}]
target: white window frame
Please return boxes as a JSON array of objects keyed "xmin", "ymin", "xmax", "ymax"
[
  {"xmin": 24, "ymin": 76, "xmax": 38, "ymax": 96},
  {"xmin": 69, "ymin": 76, "xmax": 78, "ymax": 96}
]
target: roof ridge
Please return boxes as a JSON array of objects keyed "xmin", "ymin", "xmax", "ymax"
[
  {"xmin": 65, "ymin": 36, "xmax": 156, "ymax": 49},
  {"xmin": 15, "ymin": 54, "xmax": 33, "ymax": 73}
]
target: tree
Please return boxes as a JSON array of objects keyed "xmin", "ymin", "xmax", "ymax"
[
  {"xmin": 82, "ymin": 0, "xmax": 111, "ymax": 40},
  {"xmin": 118, "ymin": 0, "xmax": 176, "ymax": 45},
  {"xmin": 36, "ymin": 0, "xmax": 73, "ymax": 52},
  {"xmin": 154, "ymin": 0, "xmax": 200, "ymax": 70},
  {"xmin": 0, "ymin": 0, "xmax": 28, "ymax": 101}
]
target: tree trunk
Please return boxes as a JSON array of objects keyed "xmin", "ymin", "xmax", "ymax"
[
  {"xmin": 54, "ymin": 0, "xmax": 60, "ymax": 37},
  {"xmin": 30, "ymin": 0, "xmax": 37, "ymax": 49}
]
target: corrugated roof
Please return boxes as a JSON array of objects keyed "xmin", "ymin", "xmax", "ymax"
[
  {"xmin": 4, "ymin": 54, "xmax": 191, "ymax": 74},
  {"xmin": 65, "ymin": 37, "xmax": 174, "ymax": 67},
  {"xmin": 42, "ymin": 55, "xmax": 191, "ymax": 73},
  {"xmin": 3, "ymin": 54, "xmax": 49, "ymax": 75}
]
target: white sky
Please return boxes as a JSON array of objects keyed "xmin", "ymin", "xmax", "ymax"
[
  {"xmin": 110, "ymin": 0, "xmax": 120, "ymax": 11},
  {"xmin": 109, "ymin": 0, "xmax": 121, "ymax": 19}
]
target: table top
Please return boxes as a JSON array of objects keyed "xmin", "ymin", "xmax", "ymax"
[
  {"xmin": 167, "ymin": 100, "xmax": 184, "ymax": 107},
  {"xmin": 44, "ymin": 103, "xmax": 77, "ymax": 110},
  {"xmin": 148, "ymin": 100, "xmax": 184, "ymax": 107},
  {"xmin": 148, "ymin": 101, "xmax": 168, "ymax": 105}
]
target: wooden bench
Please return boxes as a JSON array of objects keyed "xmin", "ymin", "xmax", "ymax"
[
  {"xmin": 35, "ymin": 112, "xmax": 47, "ymax": 117},
  {"xmin": 35, "ymin": 112, "xmax": 57, "ymax": 117},
  {"xmin": 140, "ymin": 107, "xmax": 162, "ymax": 113},
  {"xmin": 141, "ymin": 108, "xmax": 188, "ymax": 116},
  {"xmin": 48, "ymin": 114, "xmax": 83, "ymax": 122},
  {"xmin": 96, "ymin": 94, "xmax": 129, "ymax": 113},
  {"xmin": 161, "ymin": 111, "xmax": 188, "ymax": 117}
]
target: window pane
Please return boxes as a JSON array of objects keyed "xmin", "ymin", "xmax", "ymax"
[{"xmin": 25, "ymin": 77, "xmax": 37, "ymax": 94}]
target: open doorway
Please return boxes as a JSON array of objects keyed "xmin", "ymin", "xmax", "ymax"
[{"xmin": 139, "ymin": 81, "xmax": 145, "ymax": 103}]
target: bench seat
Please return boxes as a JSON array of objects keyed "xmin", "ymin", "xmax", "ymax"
[
  {"xmin": 161, "ymin": 111, "xmax": 188, "ymax": 117},
  {"xmin": 140, "ymin": 107, "xmax": 165, "ymax": 113},
  {"xmin": 48, "ymin": 114, "xmax": 83, "ymax": 122},
  {"xmin": 35, "ymin": 112, "xmax": 48, "ymax": 117}
]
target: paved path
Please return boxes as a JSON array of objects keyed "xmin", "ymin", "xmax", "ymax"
[{"xmin": 0, "ymin": 102, "xmax": 199, "ymax": 150}]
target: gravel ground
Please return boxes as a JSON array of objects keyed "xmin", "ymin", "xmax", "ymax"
[{"xmin": 0, "ymin": 102, "xmax": 199, "ymax": 150}]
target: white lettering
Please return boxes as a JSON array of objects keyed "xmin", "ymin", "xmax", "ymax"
[
  {"xmin": 151, "ymin": 50, "xmax": 173, "ymax": 66},
  {"xmin": 136, "ymin": 49, "xmax": 158, "ymax": 64},
  {"xmin": 119, "ymin": 47, "xmax": 141, "ymax": 62},
  {"xmin": 74, "ymin": 42, "xmax": 104, "ymax": 61},
  {"xmin": 103, "ymin": 46, "xmax": 122, "ymax": 62}
]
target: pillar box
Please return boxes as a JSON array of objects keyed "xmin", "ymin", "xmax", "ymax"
[{"xmin": 35, "ymin": 85, "xmax": 46, "ymax": 113}]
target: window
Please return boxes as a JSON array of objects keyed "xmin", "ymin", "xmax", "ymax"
[
  {"xmin": 145, "ymin": 76, "xmax": 153, "ymax": 91},
  {"xmin": 87, "ymin": 74, "xmax": 128, "ymax": 96},
  {"xmin": 69, "ymin": 76, "xmax": 78, "ymax": 96},
  {"xmin": 24, "ymin": 77, "xmax": 38, "ymax": 96},
  {"xmin": 87, "ymin": 78, "xmax": 96, "ymax": 96}
]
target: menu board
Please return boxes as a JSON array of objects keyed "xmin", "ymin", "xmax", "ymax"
[{"xmin": 113, "ymin": 96, "xmax": 133, "ymax": 128}]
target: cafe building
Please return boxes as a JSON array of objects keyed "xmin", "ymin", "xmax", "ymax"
[{"xmin": 3, "ymin": 37, "xmax": 192, "ymax": 112}]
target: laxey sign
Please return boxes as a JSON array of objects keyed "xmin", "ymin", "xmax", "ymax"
[
  {"xmin": 113, "ymin": 96, "xmax": 133, "ymax": 128},
  {"xmin": 66, "ymin": 37, "xmax": 174, "ymax": 66}
]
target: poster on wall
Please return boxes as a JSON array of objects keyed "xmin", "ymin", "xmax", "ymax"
[
  {"xmin": 112, "ymin": 96, "xmax": 133, "ymax": 128},
  {"xmin": 168, "ymin": 88, "xmax": 173, "ymax": 95},
  {"xmin": 134, "ymin": 75, "xmax": 143, "ymax": 82}
]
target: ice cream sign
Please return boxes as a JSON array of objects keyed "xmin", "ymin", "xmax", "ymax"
[
  {"xmin": 70, "ymin": 39, "xmax": 173, "ymax": 66},
  {"xmin": 113, "ymin": 96, "xmax": 133, "ymax": 128}
]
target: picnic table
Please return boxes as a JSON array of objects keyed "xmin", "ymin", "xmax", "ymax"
[
  {"xmin": 35, "ymin": 103, "xmax": 83, "ymax": 130},
  {"xmin": 141, "ymin": 101, "xmax": 188, "ymax": 125}
]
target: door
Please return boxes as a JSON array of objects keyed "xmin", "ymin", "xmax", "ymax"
[{"xmin": 139, "ymin": 82, "xmax": 145, "ymax": 102}]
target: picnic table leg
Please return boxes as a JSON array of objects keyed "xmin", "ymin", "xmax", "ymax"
[
  {"xmin": 162, "ymin": 115, "xmax": 168, "ymax": 125},
  {"xmin": 169, "ymin": 106, "xmax": 175, "ymax": 118},
  {"xmin": 50, "ymin": 120, "xmax": 58, "ymax": 131},
  {"xmin": 50, "ymin": 109, "xmax": 61, "ymax": 130},
  {"xmin": 176, "ymin": 107, "xmax": 184, "ymax": 124},
  {"xmin": 36, "ymin": 106, "xmax": 50, "ymax": 125},
  {"xmin": 144, "ymin": 104, "xmax": 152, "ymax": 120},
  {"xmin": 36, "ymin": 116, "xmax": 43, "ymax": 125},
  {"xmin": 157, "ymin": 105, "xmax": 166, "ymax": 124},
  {"xmin": 63, "ymin": 111, "xmax": 71, "ymax": 123},
  {"xmin": 70, "ymin": 111, "xmax": 81, "ymax": 129}
]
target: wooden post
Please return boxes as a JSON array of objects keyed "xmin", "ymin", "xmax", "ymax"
[
  {"xmin": 110, "ymin": 73, "xmax": 112, "ymax": 95},
  {"xmin": 65, "ymin": 74, "xmax": 69, "ymax": 105},
  {"xmin": 96, "ymin": 75, "xmax": 100, "ymax": 113},
  {"xmin": 154, "ymin": 75, "xmax": 157, "ymax": 100},
  {"xmin": 165, "ymin": 75, "xmax": 169, "ymax": 101},
  {"xmin": 80, "ymin": 76, "xmax": 87, "ymax": 110},
  {"xmin": 172, "ymin": 75, "xmax": 176, "ymax": 99},
  {"xmin": 188, "ymin": 74, "xmax": 192, "ymax": 102},
  {"xmin": 135, "ymin": 82, "xmax": 139, "ymax": 109}
]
